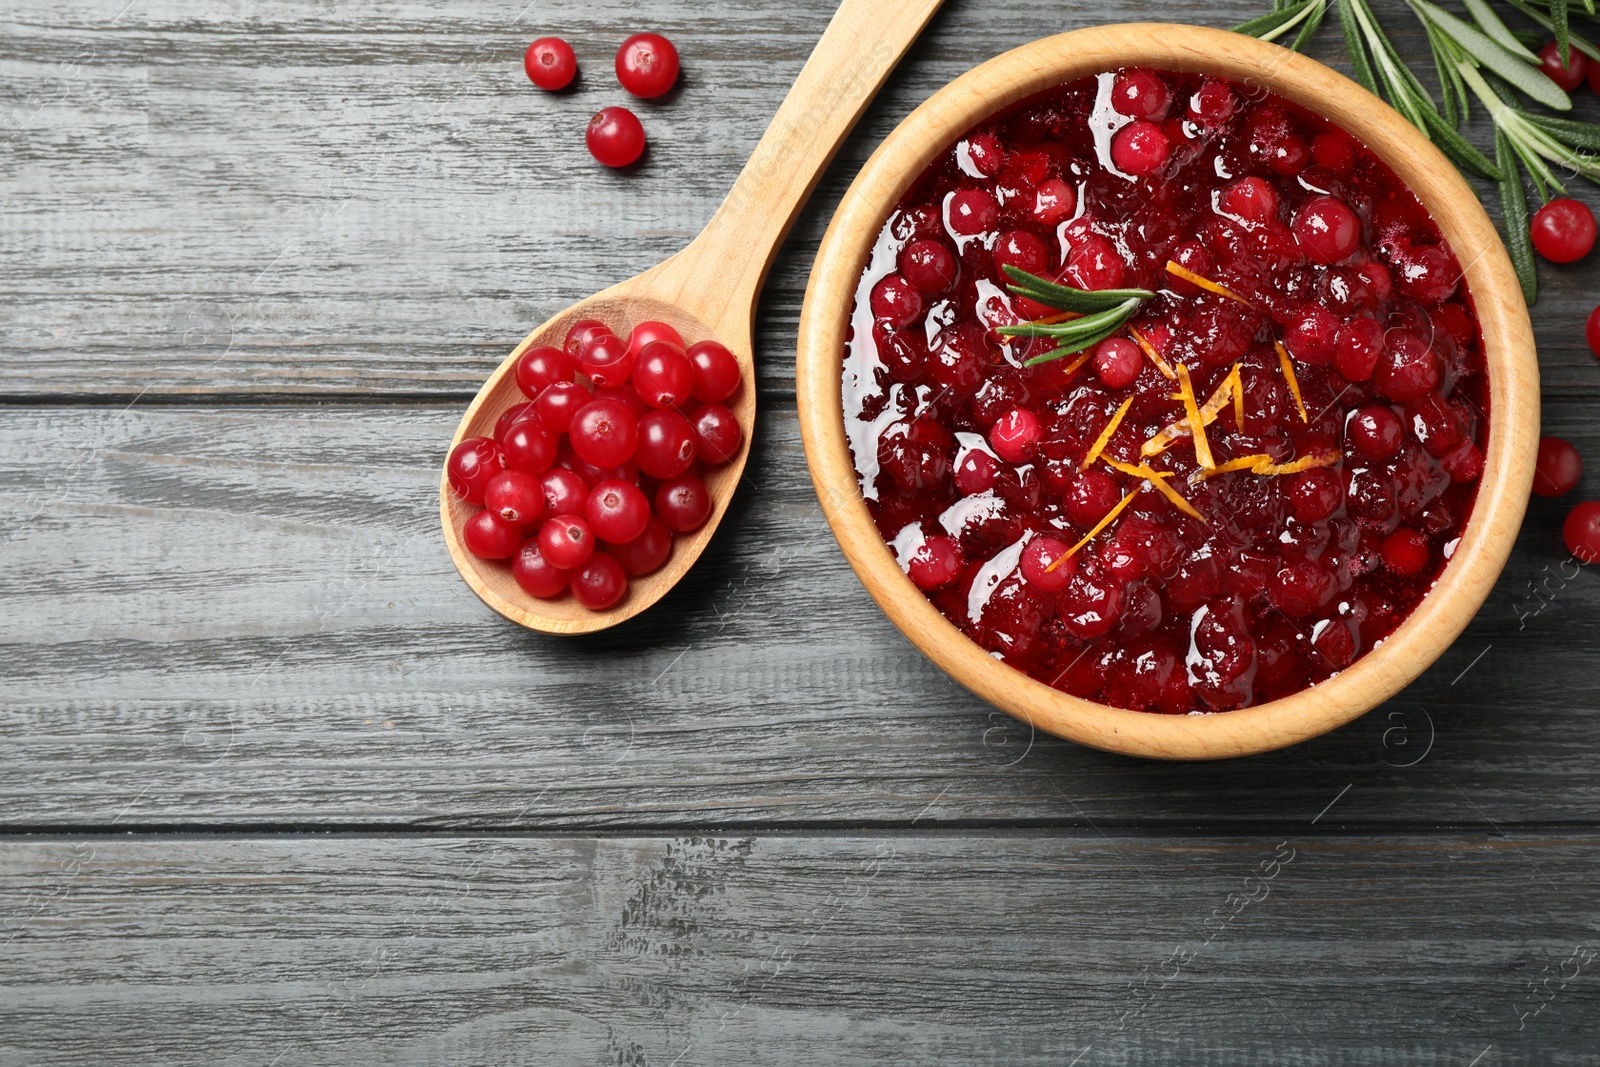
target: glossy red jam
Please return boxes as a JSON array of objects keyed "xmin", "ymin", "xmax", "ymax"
[{"xmin": 843, "ymin": 70, "xmax": 1488, "ymax": 713}]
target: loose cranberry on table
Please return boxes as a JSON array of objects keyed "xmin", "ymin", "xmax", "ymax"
[
  {"xmin": 1566, "ymin": 501, "xmax": 1600, "ymax": 562},
  {"xmin": 1538, "ymin": 41, "xmax": 1588, "ymax": 91},
  {"xmin": 842, "ymin": 67, "xmax": 1490, "ymax": 712},
  {"xmin": 1588, "ymin": 305, "xmax": 1600, "ymax": 360},
  {"xmin": 1529, "ymin": 198, "xmax": 1597, "ymax": 263},
  {"xmin": 1534, "ymin": 437, "xmax": 1583, "ymax": 497},
  {"xmin": 586, "ymin": 106, "xmax": 647, "ymax": 168},
  {"xmin": 524, "ymin": 37, "xmax": 577, "ymax": 92},
  {"xmin": 615, "ymin": 32, "xmax": 679, "ymax": 99}
]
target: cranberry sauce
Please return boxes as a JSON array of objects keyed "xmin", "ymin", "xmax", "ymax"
[{"xmin": 842, "ymin": 70, "xmax": 1488, "ymax": 714}]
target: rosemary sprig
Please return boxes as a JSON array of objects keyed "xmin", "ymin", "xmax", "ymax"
[{"xmin": 997, "ymin": 267, "xmax": 1153, "ymax": 367}]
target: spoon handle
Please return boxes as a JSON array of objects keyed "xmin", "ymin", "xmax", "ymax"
[{"xmin": 664, "ymin": 0, "xmax": 945, "ymax": 311}]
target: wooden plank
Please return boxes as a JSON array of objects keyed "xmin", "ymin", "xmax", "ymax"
[
  {"xmin": 4, "ymin": 0, "xmax": 1597, "ymax": 398},
  {"xmin": 1, "ymin": 831, "xmax": 1597, "ymax": 1063},
  {"xmin": 2, "ymin": 400, "xmax": 1598, "ymax": 829}
]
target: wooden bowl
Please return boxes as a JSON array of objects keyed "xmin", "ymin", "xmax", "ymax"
[{"xmin": 796, "ymin": 24, "xmax": 1540, "ymax": 759}]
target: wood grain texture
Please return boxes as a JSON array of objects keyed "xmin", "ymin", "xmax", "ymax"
[
  {"xmin": 4, "ymin": 0, "xmax": 1599, "ymax": 399},
  {"xmin": 3, "ymin": 401, "xmax": 1598, "ymax": 828},
  {"xmin": 2, "ymin": 832, "xmax": 1598, "ymax": 1064}
]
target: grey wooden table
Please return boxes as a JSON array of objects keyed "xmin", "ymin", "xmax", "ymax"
[{"xmin": 3, "ymin": 0, "xmax": 1599, "ymax": 1063}]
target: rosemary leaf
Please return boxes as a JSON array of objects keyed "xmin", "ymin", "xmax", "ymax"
[
  {"xmin": 1022, "ymin": 316, "xmax": 1134, "ymax": 367},
  {"xmin": 1506, "ymin": 0, "xmax": 1600, "ymax": 62},
  {"xmin": 1554, "ymin": 0, "xmax": 1572, "ymax": 65},
  {"xmin": 1338, "ymin": 0, "xmax": 1382, "ymax": 95},
  {"xmin": 1001, "ymin": 267, "xmax": 1153, "ymax": 314},
  {"xmin": 1496, "ymin": 129, "xmax": 1538, "ymax": 304},
  {"xmin": 1292, "ymin": 0, "xmax": 1331, "ymax": 50},
  {"xmin": 997, "ymin": 299, "xmax": 1142, "ymax": 340},
  {"xmin": 1524, "ymin": 112, "xmax": 1600, "ymax": 151},
  {"xmin": 1418, "ymin": 102, "xmax": 1503, "ymax": 178},
  {"xmin": 1233, "ymin": 0, "xmax": 1319, "ymax": 38},
  {"xmin": 1463, "ymin": 0, "xmax": 1541, "ymax": 60},
  {"xmin": 1410, "ymin": 0, "xmax": 1573, "ymax": 110}
]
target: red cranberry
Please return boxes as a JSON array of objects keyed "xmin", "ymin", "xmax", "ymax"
[
  {"xmin": 586, "ymin": 478, "xmax": 650, "ymax": 544},
  {"xmin": 1587, "ymin": 305, "xmax": 1600, "ymax": 361},
  {"xmin": 635, "ymin": 409, "xmax": 698, "ymax": 479},
  {"xmin": 447, "ymin": 437, "xmax": 504, "ymax": 504},
  {"xmin": 1534, "ymin": 436, "xmax": 1583, "ymax": 497},
  {"xmin": 1374, "ymin": 331, "xmax": 1440, "ymax": 403},
  {"xmin": 928, "ymin": 324, "xmax": 989, "ymax": 398},
  {"xmin": 873, "ymin": 323, "xmax": 924, "ymax": 384},
  {"xmin": 571, "ymin": 552, "xmax": 627, "ymax": 610},
  {"xmin": 1272, "ymin": 559, "xmax": 1333, "ymax": 616},
  {"xmin": 1285, "ymin": 305, "xmax": 1340, "ymax": 366},
  {"xmin": 1590, "ymin": 57, "xmax": 1600, "ymax": 95},
  {"xmin": 1407, "ymin": 393, "xmax": 1464, "ymax": 457},
  {"xmin": 1189, "ymin": 80, "xmax": 1236, "ymax": 126},
  {"xmin": 1293, "ymin": 196, "xmax": 1361, "ymax": 264},
  {"xmin": 1067, "ymin": 235, "xmax": 1127, "ymax": 290},
  {"xmin": 536, "ymin": 381, "xmax": 590, "ymax": 433},
  {"xmin": 569, "ymin": 398, "xmax": 638, "ymax": 468},
  {"xmin": 1111, "ymin": 69, "xmax": 1171, "ymax": 120},
  {"xmin": 1110, "ymin": 120, "xmax": 1170, "ymax": 175},
  {"xmin": 1395, "ymin": 244, "xmax": 1458, "ymax": 303},
  {"xmin": 1380, "ymin": 528, "xmax": 1431, "ymax": 576},
  {"xmin": 1220, "ymin": 176, "xmax": 1279, "ymax": 224},
  {"xmin": 1538, "ymin": 41, "xmax": 1587, "ymax": 90},
  {"xmin": 615, "ymin": 32, "xmax": 679, "ymax": 99},
  {"xmin": 524, "ymin": 38, "xmax": 576, "ymax": 92},
  {"xmin": 495, "ymin": 402, "xmax": 539, "ymax": 443},
  {"xmin": 947, "ymin": 188, "xmax": 999, "ymax": 237},
  {"xmin": 1531, "ymin": 198, "xmax": 1597, "ymax": 262},
  {"xmin": 906, "ymin": 534, "xmax": 964, "ymax": 590},
  {"xmin": 1066, "ymin": 469, "xmax": 1123, "ymax": 527},
  {"xmin": 501, "ymin": 419, "xmax": 557, "ymax": 474},
  {"xmin": 870, "ymin": 273, "xmax": 924, "ymax": 328},
  {"xmin": 564, "ymin": 320, "xmax": 610, "ymax": 358},
  {"xmin": 594, "ymin": 383, "xmax": 649, "ymax": 420},
  {"xmin": 515, "ymin": 346, "xmax": 573, "ymax": 399},
  {"xmin": 1348, "ymin": 404, "xmax": 1403, "ymax": 458},
  {"xmin": 1031, "ymin": 178, "xmax": 1078, "ymax": 227},
  {"xmin": 656, "ymin": 474, "xmax": 712, "ymax": 533},
  {"xmin": 1286, "ymin": 467, "xmax": 1344, "ymax": 522},
  {"xmin": 540, "ymin": 467, "xmax": 591, "ymax": 517},
  {"xmin": 1442, "ymin": 441, "xmax": 1484, "ymax": 484},
  {"xmin": 611, "ymin": 517, "xmax": 672, "ymax": 577},
  {"xmin": 1311, "ymin": 131, "xmax": 1357, "ymax": 172},
  {"xmin": 691, "ymin": 403, "xmax": 742, "ymax": 464},
  {"xmin": 989, "ymin": 407, "xmax": 1041, "ymax": 463},
  {"xmin": 686, "ymin": 340, "xmax": 741, "ymax": 402},
  {"xmin": 1564, "ymin": 501, "xmax": 1600, "ymax": 562},
  {"xmin": 512, "ymin": 540, "xmax": 568, "ymax": 598},
  {"xmin": 1166, "ymin": 241, "xmax": 1214, "ymax": 297},
  {"xmin": 962, "ymin": 132, "xmax": 1006, "ymax": 177},
  {"xmin": 585, "ymin": 106, "xmax": 646, "ymax": 168},
  {"xmin": 994, "ymin": 229, "xmax": 1050, "ymax": 278},
  {"xmin": 1020, "ymin": 535, "xmax": 1075, "ymax": 592},
  {"xmin": 1058, "ymin": 567, "xmax": 1125, "ymax": 639},
  {"xmin": 1334, "ymin": 317, "xmax": 1385, "ymax": 382},
  {"xmin": 954, "ymin": 448, "xmax": 1000, "ymax": 495},
  {"xmin": 625, "ymin": 321, "xmax": 684, "ymax": 360},
  {"xmin": 899, "ymin": 238, "xmax": 959, "ymax": 294},
  {"xmin": 579, "ymin": 333, "xmax": 633, "ymax": 387},
  {"xmin": 538, "ymin": 514, "xmax": 596, "ymax": 569},
  {"xmin": 632, "ymin": 342, "xmax": 693, "ymax": 408},
  {"xmin": 484, "ymin": 469, "xmax": 546, "ymax": 527},
  {"xmin": 463, "ymin": 510, "xmax": 524, "ymax": 560},
  {"xmin": 1094, "ymin": 337, "xmax": 1143, "ymax": 389}
]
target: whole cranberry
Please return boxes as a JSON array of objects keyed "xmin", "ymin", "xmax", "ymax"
[
  {"xmin": 1272, "ymin": 559, "xmax": 1333, "ymax": 617},
  {"xmin": 1565, "ymin": 501, "xmax": 1600, "ymax": 562},
  {"xmin": 611, "ymin": 517, "xmax": 673, "ymax": 577},
  {"xmin": 1311, "ymin": 131, "xmax": 1357, "ymax": 172},
  {"xmin": 564, "ymin": 320, "xmax": 611, "ymax": 358},
  {"xmin": 1066, "ymin": 235, "xmax": 1127, "ymax": 290},
  {"xmin": 1166, "ymin": 240, "xmax": 1214, "ymax": 296},
  {"xmin": 1442, "ymin": 441, "xmax": 1485, "ymax": 484},
  {"xmin": 1094, "ymin": 337, "xmax": 1143, "ymax": 389},
  {"xmin": 946, "ymin": 188, "xmax": 999, "ymax": 236},
  {"xmin": 962, "ymin": 132, "xmax": 1006, "ymax": 177},
  {"xmin": 1396, "ymin": 244, "xmax": 1459, "ymax": 303},
  {"xmin": 905, "ymin": 533, "xmax": 964, "ymax": 590},
  {"xmin": 1110, "ymin": 120, "xmax": 1171, "ymax": 176},
  {"xmin": 1348, "ymin": 404, "xmax": 1404, "ymax": 459},
  {"xmin": 990, "ymin": 407, "xmax": 1041, "ymax": 463},
  {"xmin": 1334, "ymin": 317, "xmax": 1386, "ymax": 382},
  {"xmin": 686, "ymin": 340, "xmax": 741, "ymax": 403},
  {"xmin": 463, "ymin": 510, "xmax": 525, "ymax": 560},
  {"xmin": 512, "ymin": 540, "xmax": 569, "ymax": 598},
  {"xmin": 1381, "ymin": 528, "xmax": 1432, "ymax": 576},
  {"xmin": 524, "ymin": 37, "xmax": 577, "ymax": 91},
  {"xmin": 1586, "ymin": 305, "xmax": 1600, "ymax": 360},
  {"xmin": 1057, "ymin": 566, "xmax": 1125, "ymax": 639},
  {"xmin": 1286, "ymin": 467, "xmax": 1344, "ymax": 522},
  {"xmin": 501, "ymin": 419, "xmax": 557, "ymax": 474},
  {"xmin": 1531, "ymin": 198, "xmax": 1597, "ymax": 263},
  {"xmin": 1374, "ymin": 331, "xmax": 1441, "ymax": 402},
  {"xmin": 1286, "ymin": 305, "xmax": 1340, "ymax": 366},
  {"xmin": 536, "ymin": 381, "xmax": 590, "ymax": 433},
  {"xmin": 1538, "ymin": 40, "xmax": 1587, "ymax": 91},
  {"xmin": 690, "ymin": 402, "xmax": 743, "ymax": 464},
  {"xmin": 1031, "ymin": 178, "xmax": 1077, "ymax": 227},
  {"xmin": 1111, "ymin": 69, "xmax": 1170, "ymax": 120},
  {"xmin": 579, "ymin": 333, "xmax": 633, "ymax": 387},
  {"xmin": 993, "ymin": 229, "xmax": 1050, "ymax": 278},
  {"xmin": 927, "ymin": 324, "xmax": 989, "ymax": 398},
  {"xmin": 1189, "ymin": 80, "xmax": 1236, "ymax": 126},
  {"xmin": 1020, "ymin": 535, "xmax": 1076, "ymax": 592},
  {"xmin": 615, "ymin": 32, "xmax": 680, "ymax": 99},
  {"xmin": 954, "ymin": 447, "xmax": 999, "ymax": 495},
  {"xmin": 1065, "ymin": 469, "xmax": 1123, "ymax": 527},
  {"xmin": 1534, "ymin": 436, "xmax": 1583, "ymax": 497},
  {"xmin": 1220, "ymin": 176, "xmax": 1279, "ymax": 224},
  {"xmin": 571, "ymin": 553, "xmax": 628, "ymax": 610},
  {"xmin": 899, "ymin": 238, "xmax": 959, "ymax": 294},
  {"xmin": 585, "ymin": 106, "xmax": 646, "ymax": 168},
  {"xmin": 870, "ymin": 273, "xmax": 923, "ymax": 328},
  {"xmin": 1294, "ymin": 196, "xmax": 1361, "ymax": 264},
  {"xmin": 447, "ymin": 437, "xmax": 504, "ymax": 504}
]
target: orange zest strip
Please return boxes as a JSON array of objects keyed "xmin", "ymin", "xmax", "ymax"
[
  {"xmin": 1175, "ymin": 363, "xmax": 1215, "ymax": 470},
  {"xmin": 1081, "ymin": 396, "xmax": 1135, "ymax": 471},
  {"xmin": 1275, "ymin": 341, "xmax": 1308, "ymax": 423},
  {"xmin": 1103, "ymin": 458, "xmax": 1205, "ymax": 521},
  {"xmin": 1251, "ymin": 451, "xmax": 1341, "ymax": 476},
  {"xmin": 1026, "ymin": 310, "xmax": 1082, "ymax": 327},
  {"xmin": 1128, "ymin": 325, "xmax": 1177, "ymax": 380},
  {"xmin": 1061, "ymin": 486, "xmax": 1144, "ymax": 561},
  {"xmin": 1061, "ymin": 348, "xmax": 1096, "ymax": 377},
  {"xmin": 1186, "ymin": 453, "xmax": 1274, "ymax": 485},
  {"xmin": 1165, "ymin": 260, "xmax": 1255, "ymax": 306},
  {"xmin": 1143, "ymin": 369, "xmax": 1240, "ymax": 458},
  {"xmin": 1229, "ymin": 363, "xmax": 1245, "ymax": 429}
]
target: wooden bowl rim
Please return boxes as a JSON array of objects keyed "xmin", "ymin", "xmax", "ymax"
[{"xmin": 795, "ymin": 23, "xmax": 1539, "ymax": 760}]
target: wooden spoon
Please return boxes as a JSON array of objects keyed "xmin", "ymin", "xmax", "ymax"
[{"xmin": 442, "ymin": 0, "xmax": 945, "ymax": 634}]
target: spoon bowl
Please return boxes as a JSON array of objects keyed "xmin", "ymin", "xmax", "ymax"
[{"xmin": 441, "ymin": 0, "xmax": 945, "ymax": 634}]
